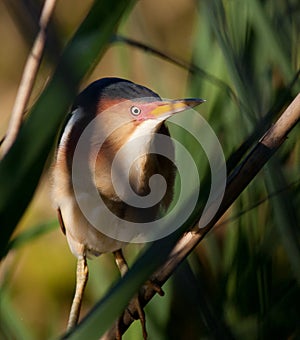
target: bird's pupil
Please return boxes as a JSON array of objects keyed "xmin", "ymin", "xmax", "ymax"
[{"xmin": 131, "ymin": 106, "xmax": 141, "ymax": 116}]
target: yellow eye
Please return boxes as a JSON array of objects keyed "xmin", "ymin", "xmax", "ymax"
[{"xmin": 130, "ymin": 106, "xmax": 141, "ymax": 116}]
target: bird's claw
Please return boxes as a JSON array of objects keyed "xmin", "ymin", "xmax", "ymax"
[
  {"xmin": 143, "ymin": 279, "xmax": 164, "ymax": 296},
  {"xmin": 116, "ymin": 294, "xmax": 147, "ymax": 340},
  {"xmin": 116, "ymin": 281, "xmax": 164, "ymax": 339}
]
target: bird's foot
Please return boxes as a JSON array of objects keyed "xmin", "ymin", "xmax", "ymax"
[
  {"xmin": 124, "ymin": 281, "xmax": 164, "ymax": 338},
  {"xmin": 143, "ymin": 279, "xmax": 164, "ymax": 297},
  {"xmin": 115, "ymin": 294, "xmax": 147, "ymax": 340},
  {"xmin": 130, "ymin": 295, "xmax": 147, "ymax": 339},
  {"xmin": 114, "ymin": 281, "xmax": 164, "ymax": 339}
]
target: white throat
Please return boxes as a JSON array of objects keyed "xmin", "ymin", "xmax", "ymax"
[{"xmin": 111, "ymin": 119, "xmax": 163, "ymax": 197}]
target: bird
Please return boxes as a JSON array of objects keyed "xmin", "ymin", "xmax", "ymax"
[{"xmin": 52, "ymin": 77, "xmax": 204, "ymax": 338}]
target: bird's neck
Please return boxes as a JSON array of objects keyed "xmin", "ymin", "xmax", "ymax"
[{"xmin": 96, "ymin": 119, "xmax": 164, "ymax": 199}]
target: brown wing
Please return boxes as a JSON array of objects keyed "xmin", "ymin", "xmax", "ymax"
[{"xmin": 57, "ymin": 208, "xmax": 66, "ymax": 235}]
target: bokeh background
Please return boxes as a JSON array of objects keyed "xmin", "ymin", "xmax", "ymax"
[{"xmin": 0, "ymin": 0, "xmax": 299, "ymax": 339}]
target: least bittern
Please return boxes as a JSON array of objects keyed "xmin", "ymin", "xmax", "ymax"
[{"xmin": 52, "ymin": 77, "xmax": 203, "ymax": 338}]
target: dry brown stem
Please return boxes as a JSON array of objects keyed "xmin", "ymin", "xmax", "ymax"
[{"xmin": 0, "ymin": 0, "xmax": 57, "ymax": 159}]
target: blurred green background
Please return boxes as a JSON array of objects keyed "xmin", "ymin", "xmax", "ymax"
[{"xmin": 0, "ymin": 0, "xmax": 299, "ymax": 339}]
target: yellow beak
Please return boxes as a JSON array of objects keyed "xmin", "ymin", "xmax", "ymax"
[{"xmin": 151, "ymin": 98, "xmax": 205, "ymax": 120}]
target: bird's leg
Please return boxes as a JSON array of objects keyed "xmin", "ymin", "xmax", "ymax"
[
  {"xmin": 113, "ymin": 249, "xmax": 147, "ymax": 340},
  {"xmin": 67, "ymin": 253, "xmax": 89, "ymax": 330}
]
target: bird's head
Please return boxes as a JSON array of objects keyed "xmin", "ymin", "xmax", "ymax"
[
  {"xmin": 71, "ymin": 77, "xmax": 204, "ymax": 132},
  {"xmin": 60, "ymin": 77, "xmax": 205, "ymax": 165}
]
